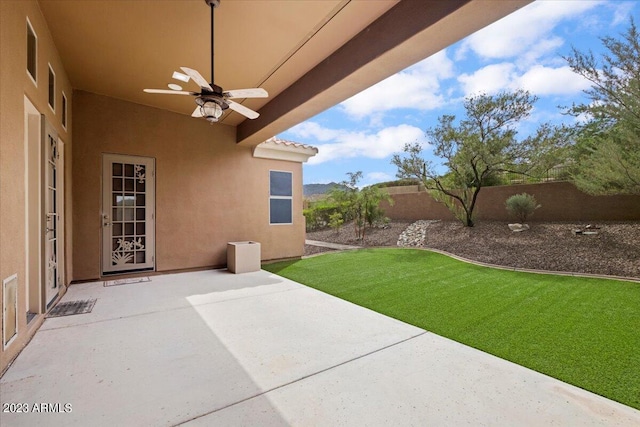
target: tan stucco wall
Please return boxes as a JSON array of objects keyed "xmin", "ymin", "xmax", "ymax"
[
  {"xmin": 72, "ymin": 91, "xmax": 304, "ymax": 281},
  {"xmin": 0, "ymin": 0, "xmax": 73, "ymax": 372},
  {"xmin": 382, "ymin": 182, "xmax": 640, "ymax": 222}
]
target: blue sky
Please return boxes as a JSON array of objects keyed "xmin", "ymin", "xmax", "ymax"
[{"xmin": 278, "ymin": 0, "xmax": 638, "ymax": 186}]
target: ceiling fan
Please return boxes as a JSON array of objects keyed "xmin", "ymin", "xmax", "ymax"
[{"xmin": 143, "ymin": 0, "xmax": 268, "ymax": 123}]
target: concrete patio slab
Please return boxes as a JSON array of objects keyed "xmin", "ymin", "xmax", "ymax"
[
  {"xmin": 0, "ymin": 269, "xmax": 421, "ymax": 426},
  {"xmin": 1, "ymin": 269, "xmax": 639, "ymax": 426},
  {"xmin": 189, "ymin": 332, "xmax": 640, "ymax": 426}
]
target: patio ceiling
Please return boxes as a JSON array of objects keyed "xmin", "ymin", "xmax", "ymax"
[{"xmin": 38, "ymin": 0, "xmax": 532, "ymax": 145}]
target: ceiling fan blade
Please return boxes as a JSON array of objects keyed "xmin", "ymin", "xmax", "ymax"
[
  {"xmin": 191, "ymin": 106, "xmax": 204, "ymax": 118},
  {"xmin": 144, "ymin": 89, "xmax": 197, "ymax": 95},
  {"xmin": 224, "ymin": 88, "xmax": 268, "ymax": 99},
  {"xmin": 227, "ymin": 100, "xmax": 259, "ymax": 119},
  {"xmin": 180, "ymin": 67, "xmax": 213, "ymax": 92}
]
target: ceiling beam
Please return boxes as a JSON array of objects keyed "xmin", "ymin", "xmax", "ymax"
[
  {"xmin": 236, "ymin": 0, "xmax": 471, "ymax": 145},
  {"xmin": 237, "ymin": 0, "xmax": 532, "ymax": 146}
]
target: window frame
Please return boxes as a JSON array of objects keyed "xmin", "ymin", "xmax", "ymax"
[
  {"xmin": 269, "ymin": 170, "xmax": 293, "ymax": 225},
  {"xmin": 48, "ymin": 64, "xmax": 56, "ymax": 112},
  {"xmin": 61, "ymin": 91, "xmax": 68, "ymax": 130},
  {"xmin": 26, "ymin": 17, "xmax": 37, "ymax": 86}
]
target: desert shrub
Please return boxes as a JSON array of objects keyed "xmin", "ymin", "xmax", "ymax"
[
  {"xmin": 373, "ymin": 178, "xmax": 421, "ymax": 188},
  {"xmin": 505, "ymin": 193, "xmax": 541, "ymax": 223},
  {"xmin": 303, "ymin": 198, "xmax": 350, "ymax": 231},
  {"xmin": 328, "ymin": 212, "xmax": 344, "ymax": 234}
]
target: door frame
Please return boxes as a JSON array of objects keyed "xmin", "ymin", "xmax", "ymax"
[
  {"xmin": 101, "ymin": 153, "xmax": 156, "ymax": 275},
  {"xmin": 24, "ymin": 96, "xmax": 41, "ymax": 318},
  {"xmin": 42, "ymin": 116, "xmax": 62, "ymax": 309},
  {"xmin": 24, "ymin": 99, "xmax": 66, "ymax": 317}
]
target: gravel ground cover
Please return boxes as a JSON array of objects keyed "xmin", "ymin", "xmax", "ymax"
[{"xmin": 305, "ymin": 220, "xmax": 640, "ymax": 279}]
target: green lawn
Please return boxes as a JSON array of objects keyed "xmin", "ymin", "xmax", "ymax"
[{"xmin": 263, "ymin": 248, "xmax": 640, "ymax": 409}]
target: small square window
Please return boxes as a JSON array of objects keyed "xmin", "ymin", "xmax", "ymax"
[
  {"xmin": 270, "ymin": 171, "xmax": 292, "ymax": 197},
  {"xmin": 270, "ymin": 199, "xmax": 292, "ymax": 224},
  {"xmin": 26, "ymin": 18, "xmax": 37, "ymax": 84},
  {"xmin": 48, "ymin": 65, "xmax": 55, "ymax": 111},
  {"xmin": 62, "ymin": 92, "xmax": 68, "ymax": 129}
]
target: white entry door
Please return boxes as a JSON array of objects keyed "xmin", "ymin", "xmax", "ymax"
[
  {"xmin": 102, "ymin": 154, "xmax": 155, "ymax": 274},
  {"xmin": 44, "ymin": 122, "xmax": 60, "ymax": 308}
]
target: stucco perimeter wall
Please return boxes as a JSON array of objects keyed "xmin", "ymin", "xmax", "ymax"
[
  {"xmin": 73, "ymin": 91, "xmax": 304, "ymax": 281},
  {"xmin": 381, "ymin": 182, "xmax": 640, "ymax": 222}
]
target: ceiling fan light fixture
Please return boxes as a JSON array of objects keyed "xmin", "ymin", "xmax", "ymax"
[
  {"xmin": 198, "ymin": 100, "xmax": 223, "ymax": 122},
  {"xmin": 167, "ymin": 83, "xmax": 183, "ymax": 91},
  {"xmin": 172, "ymin": 71, "xmax": 190, "ymax": 83}
]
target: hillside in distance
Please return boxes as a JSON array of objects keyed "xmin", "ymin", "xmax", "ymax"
[{"xmin": 303, "ymin": 182, "xmax": 348, "ymax": 196}]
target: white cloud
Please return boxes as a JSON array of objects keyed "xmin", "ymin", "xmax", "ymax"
[
  {"xmin": 458, "ymin": 63, "xmax": 590, "ymax": 97},
  {"xmin": 611, "ymin": 1, "xmax": 636, "ymax": 26},
  {"xmin": 286, "ymin": 122, "xmax": 425, "ymax": 165},
  {"xmin": 366, "ymin": 172, "xmax": 393, "ymax": 183},
  {"xmin": 457, "ymin": 0, "xmax": 603, "ymax": 62},
  {"xmin": 286, "ymin": 121, "xmax": 341, "ymax": 142},
  {"xmin": 339, "ymin": 50, "xmax": 454, "ymax": 118},
  {"xmin": 517, "ymin": 65, "xmax": 591, "ymax": 95},
  {"xmin": 458, "ymin": 63, "xmax": 516, "ymax": 96}
]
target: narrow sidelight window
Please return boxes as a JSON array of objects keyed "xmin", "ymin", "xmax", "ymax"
[
  {"xmin": 27, "ymin": 18, "xmax": 37, "ymax": 84},
  {"xmin": 62, "ymin": 92, "xmax": 67, "ymax": 129},
  {"xmin": 48, "ymin": 65, "xmax": 55, "ymax": 111},
  {"xmin": 269, "ymin": 171, "xmax": 293, "ymax": 225}
]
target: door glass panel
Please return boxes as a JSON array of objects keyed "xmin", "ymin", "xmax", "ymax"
[
  {"xmin": 113, "ymin": 178, "xmax": 123, "ymax": 192},
  {"xmin": 124, "ymin": 164, "xmax": 134, "ymax": 177},
  {"xmin": 125, "ymin": 179, "xmax": 134, "ymax": 191},
  {"xmin": 124, "ymin": 208, "xmax": 134, "ymax": 221},
  {"xmin": 113, "ymin": 163, "xmax": 123, "ymax": 176},
  {"xmin": 124, "ymin": 222, "xmax": 134, "ymax": 235},
  {"xmin": 113, "ymin": 207, "xmax": 122, "ymax": 221},
  {"xmin": 112, "ymin": 223, "xmax": 123, "ymax": 236}
]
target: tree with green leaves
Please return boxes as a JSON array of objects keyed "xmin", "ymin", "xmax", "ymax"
[
  {"xmin": 564, "ymin": 18, "xmax": 640, "ymax": 195},
  {"xmin": 329, "ymin": 171, "xmax": 393, "ymax": 240},
  {"xmin": 392, "ymin": 90, "xmax": 565, "ymax": 227}
]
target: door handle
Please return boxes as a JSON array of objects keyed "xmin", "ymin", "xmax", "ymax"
[{"xmin": 103, "ymin": 214, "xmax": 110, "ymax": 227}]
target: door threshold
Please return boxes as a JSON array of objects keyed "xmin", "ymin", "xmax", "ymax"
[{"xmin": 26, "ymin": 311, "xmax": 37, "ymax": 325}]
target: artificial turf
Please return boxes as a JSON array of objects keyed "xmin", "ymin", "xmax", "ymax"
[{"xmin": 263, "ymin": 248, "xmax": 640, "ymax": 409}]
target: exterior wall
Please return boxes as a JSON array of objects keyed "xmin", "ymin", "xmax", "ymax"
[
  {"xmin": 72, "ymin": 91, "xmax": 305, "ymax": 281},
  {"xmin": 381, "ymin": 182, "xmax": 640, "ymax": 222},
  {"xmin": 0, "ymin": 1, "xmax": 73, "ymax": 372}
]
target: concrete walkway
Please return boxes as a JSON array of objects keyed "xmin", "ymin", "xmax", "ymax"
[
  {"xmin": 1, "ymin": 269, "xmax": 639, "ymax": 426},
  {"xmin": 305, "ymin": 239, "xmax": 361, "ymax": 250}
]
